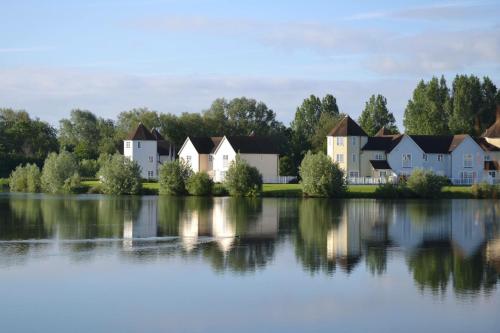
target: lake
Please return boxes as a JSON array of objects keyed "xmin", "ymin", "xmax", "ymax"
[{"xmin": 0, "ymin": 193, "xmax": 499, "ymax": 333}]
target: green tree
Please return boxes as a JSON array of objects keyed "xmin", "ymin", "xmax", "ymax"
[
  {"xmin": 224, "ymin": 155, "xmax": 263, "ymax": 197},
  {"xmin": 159, "ymin": 160, "xmax": 192, "ymax": 195},
  {"xmin": 186, "ymin": 172, "xmax": 214, "ymax": 196},
  {"xmin": 9, "ymin": 163, "xmax": 41, "ymax": 192},
  {"xmin": 358, "ymin": 94, "xmax": 398, "ymax": 136},
  {"xmin": 116, "ymin": 107, "xmax": 160, "ymax": 139},
  {"xmin": 98, "ymin": 154, "xmax": 142, "ymax": 195},
  {"xmin": 448, "ymin": 75, "xmax": 482, "ymax": 135},
  {"xmin": 299, "ymin": 151, "xmax": 346, "ymax": 197},
  {"xmin": 403, "ymin": 76, "xmax": 450, "ymax": 135},
  {"xmin": 279, "ymin": 156, "xmax": 296, "ymax": 176},
  {"xmin": 41, "ymin": 151, "xmax": 80, "ymax": 194},
  {"xmin": 406, "ymin": 169, "xmax": 449, "ymax": 198},
  {"xmin": 59, "ymin": 109, "xmax": 101, "ymax": 160}
]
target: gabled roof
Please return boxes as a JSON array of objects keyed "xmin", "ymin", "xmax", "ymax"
[
  {"xmin": 127, "ymin": 123, "xmax": 156, "ymax": 140},
  {"xmin": 482, "ymin": 107, "xmax": 500, "ymax": 138},
  {"xmin": 224, "ymin": 136, "xmax": 281, "ymax": 154},
  {"xmin": 151, "ymin": 128, "xmax": 164, "ymax": 140},
  {"xmin": 375, "ymin": 127, "xmax": 397, "ymax": 137},
  {"xmin": 328, "ymin": 116, "xmax": 367, "ymax": 137},
  {"xmin": 369, "ymin": 160, "xmax": 391, "ymax": 170},
  {"xmin": 188, "ymin": 137, "xmax": 223, "ymax": 154},
  {"xmin": 474, "ymin": 137, "xmax": 500, "ymax": 151},
  {"xmin": 362, "ymin": 135, "xmax": 403, "ymax": 152}
]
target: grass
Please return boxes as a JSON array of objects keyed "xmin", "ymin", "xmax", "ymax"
[{"xmin": 62, "ymin": 180, "xmax": 479, "ymax": 198}]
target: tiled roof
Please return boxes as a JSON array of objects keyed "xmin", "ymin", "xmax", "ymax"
[
  {"xmin": 127, "ymin": 123, "xmax": 156, "ymax": 140},
  {"xmin": 328, "ymin": 116, "xmax": 367, "ymax": 137},
  {"xmin": 473, "ymin": 137, "xmax": 500, "ymax": 152},
  {"xmin": 375, "ymin": 127, "xmax": 396, "ymax": 136},
  {"xmin": 189, "ymin": 137, "xmax": 223, "ymax": 154},
  {"xmin": 225, "ymin": 136, "xmax": 281, "ymax": 154},
  {"xmin": 369, "ymin": 160, "xmax": 391, "ymax": 170},
  {"xmin": 483, "ymin": 121, "xmax": 500, "ymax": 138},
  {"xmin": 362, "ymin": 135, "xmax": 403, "ymax": 152}
]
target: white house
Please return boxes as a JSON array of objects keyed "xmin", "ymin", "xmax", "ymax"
[
  {"xmin": 123, "ymin": 123, "xmax": 175, "ymax": 179},
  {"xmin": 178, "ymin": 135, "xmax": 281, "ymax": 183},
  {"xmin": 327, "ymin": 116, "xmax": 499, "ymax": 184}
]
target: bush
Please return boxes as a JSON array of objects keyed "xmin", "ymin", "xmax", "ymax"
[
  {"xmin": 299, "ymin": 151, "xmax": 346, "ymax": 197},
  {"xmin": 159, "ymin": 160, "xmax": 192, "ymax": 195},
  {"xmin": 186, "ymin": 172, "xmax": 213, "ymax": 196},
  {"xmin": 79, "ymin": 159, "xmax": 99, "ymax": 178},
  {"xmin": 471, "ymin": 182, "xmax": 499, "ymax": 199},
  {"xmin": 8, "ymin": 163, "xmax": 41, "ymax": 192},
  {"xmin": 41, "ymin": 151, "xmax": 80, "ymax": 194},
  {"xmin": 98, "ymin": 154, "xmax": 142, "ymax": 195},
  {"xmin": 212, "ymin": 183, "xmax": 228, "ymax": 196},
  {"xmin": 374, "ymin": 182, "xmax": 410, "ymax": 198},
  {"xmin": 406, "ymin": 169, "xmax": 449, "ymax": 198},
  {"xmin": 223, "ymin": 155, "xmax": 263, "ymax": 197}
]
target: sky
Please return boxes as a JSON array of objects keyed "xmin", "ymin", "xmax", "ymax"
[{"xmin": 1, "ymin": 0, "xmax": 499, "ymax": 129}]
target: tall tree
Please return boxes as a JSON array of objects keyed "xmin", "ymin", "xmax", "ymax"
[
  {"xmin": 116, "ymin": 107, "xmax": 160, "ymax": 139},
  {"xmin": 358, "ymin": 94, "xmax": 398, "ymax": 136},
  {"xmin": 403, "ymin": 76, "xmax": 450, "ymax": 135},
  {"xmin": 448, "ymin": 75, "xmax": 483, "ymax": 135},
  {"xmin": 478, "ymin": 77, "xmax": 498, "ymax": 132}
]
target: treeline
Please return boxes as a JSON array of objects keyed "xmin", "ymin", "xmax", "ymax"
[{"xmin": 1, "ymin": 74, "xmax": 498, "ymax": 178}]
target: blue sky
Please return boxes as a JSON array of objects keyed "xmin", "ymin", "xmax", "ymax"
[{"xmin": 1, "ymin": 0, "xmax": 499, "ymax": 128}]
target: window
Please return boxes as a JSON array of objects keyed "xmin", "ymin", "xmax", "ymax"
[
  {"xmin": 379, "ymin": 171, "xmax": 387, "ymax": 177},
  {"xmin": 208, "ymin": 155, "xmax": 213, "ymax": 162},
  {"xmin": 137, "ymin": 142, "xmax": 141, "ymax": 148},
  {"xmin": 375, "ymin": 153, "xmax": 385, "ymax": 160},
  {"xmin": 351, "ymin": 137, "xmax": 356, "ymax": 145},
  {"xmin": 335, "ymin": 154, "xmax": 344, "ymax": 163},
  {"xmin": 352, "ymin": 154, "xmax": 356, "ymax": 163},
  {"xmin": 462, "ymin": 171, "xmax": 475, "ymax": 180},
  {"xmin": 149, "ymin": 156, "xmax": 153, "ymax": 163},
  {"xmin": 186, "ymin": 155, "xmax": 192, "ymax": 165},
  {"xmin": 423, "ymin": 154, "xmax": 427, "ymax": 161},
  {"xmin": 349, "ymin": 171, "xmax": 359, "ymax": 178},
  {"xmin": 223, "ymin": 155, "xmax": 229, "ymax": 168},
  {"xmin": 437, "ymin": 154, "xmax": 443, "ymax": 162},
  {"xmin": 463, "ymin": 154, "xmax": 473, "ymax": 168},
  {"xmin": 147, "ymin": 171, "xmax": 154, "ymax": 178},
  {"xmin": 402, "ymin": 154, "xmax": 412, "ymax": 168},
  {"xmin": 125, "ymin": 141, "xmax": 130, "ymax": 148},
  {"xmin": 336, "ymin": 137, "xmax": 344, "ymax": 146},
  {"xmin": 488, "ymin": 171, "xmax": 496, "ymax": 178},
  {"xmin": 485, "ymin": 155, "xmax": 490, "ymax": 161}
]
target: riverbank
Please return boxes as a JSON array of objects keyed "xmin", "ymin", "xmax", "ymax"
[{"xmin": 80, "ymin": 180, "xmax": 476, "ymax": 198}]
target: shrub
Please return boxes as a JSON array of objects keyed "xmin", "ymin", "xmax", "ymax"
[
  {"xmin": 374, "ymin": 182, "xmax": 410, "ymax": 198},
  {"xmin": 79, "ymin": 159, "xmax": 99, "ymax": 178},
  {"xmin": 9, "ymin": 163, "xmax": 41, "ymax": 192},
  {"xmin": 159, "ymin": 160, "xmax": 192, "ymax": 195},
  {"xmin": 186, "ymin": 172, "xmax": 213, "ymax": 196},
  {"xmin": 98, "ymin": 154, "xmax": 142, "ymax": 195},
  {"xmin": 471, "ymin": 182, "xmax": 499, "ymax": 199},
  {"xmin": 223, "ymin": 155, "xmax": 263, "ymax": 197},
  {"xmin": 212, "ymin": 183, "xmax": 229, "ymax": 196},
  {"xmin": 41, "ymin": 151, "xmax": 80, "ymax": 194},
  {"xmin": 299, "ymin": 151, "xmax": 346, "ymax": 197},
  {"xmin": 406, "ymin": 169, "xmax": 448, "ymax": 198}
]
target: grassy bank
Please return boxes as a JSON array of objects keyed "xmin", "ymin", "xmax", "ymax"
[{"xmin": 79, "ymin": 181, "xmax": 476, "ymax": 198}]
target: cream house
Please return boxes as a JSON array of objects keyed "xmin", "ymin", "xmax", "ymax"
[
  {"xmin": 179, "ymin": 135, "xmax": 281, "ymax": 183},
  {"xmin": 327, "ymin": 116, "xmax": 500, "ymax": 184}
]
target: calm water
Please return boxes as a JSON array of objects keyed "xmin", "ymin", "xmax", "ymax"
[{"xmin": 0, "ymin": 194, "xmax": 499, "ymax": 333}]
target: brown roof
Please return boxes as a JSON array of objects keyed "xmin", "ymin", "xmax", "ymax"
[
  {"xmin": 151, "ymin": 128, "xmax": 164, "ymax": 140},
  {"xmin": 127, "ymin": 123, "xmax": 156, "ymax": 140},
  {"xmin": 369, "ymin": 160, "xmax": 391, "ymax": 170},
  {"xmin": 485, "ymin": 161, "xmax": 499, "ymax": 171},
  {"xmin": 473, "ymin": 137, "xmax": 500, "ymax": 151},
  {"xmin": 188, "ymin": 137, "xmax": 223, "ymax": 154},
  {"xmin": 482, "ymin": 107, "xmax": 500, "ymax": 138},
  {"xmin": 362, "ymin": 135, "xmax": 403, "ymax": 152},
  {"xmin": 328, "ymin": 116, "xmax": 367, "ymax": 137},
  {"xmin": 375, "ymin": 127, "xmax": 396, "ymax": 136},
  {"xmin": 225, "ymin": 136, "xmax": 281, "ymax": 154}
]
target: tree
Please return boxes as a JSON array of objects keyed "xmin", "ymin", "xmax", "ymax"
[
  {"xmin": 279, "ymin": 156, "xmax": 295, "ymax": 176},
  {"xmin": 358, "ymin": 94, "xmax": 398, "ymax": 136},
  {"xmin": 448, "ymin": 75, "xmax": 482, "ymax": 135},
  {"xmin": 479, "ymin": 77, "xmax": 498, "ymax": 131},
  {"xmin": 41, "ymin": 151, "xmax": 80, "ymax": 193},
  {"xmin": 223, "ymin": 155, "xmax": 263, "ymax": 197},
  {"xmin": 9, "ymin": 163, "xmax": 41, "ymax": 192},
  {"xmin": 403, "ymin": 76, "xmax": 450, "ymax": 135},
  {"xmin": 158, "ymin": 160, "xmax": 192, "ymax": 195},
  {"xmin": 98, "ymin": 154, "xmax": 142, "ymax": 195},
  {"xmin": 59, "ymin": 109, "xmax": 101, "ymax": 159},
  {"xmin": 406, "ymin": 169, "xmax": 449, "ymax": 198},
  {"xmin": 186, "ymin": 172, "xmax": 214, "ymax": 196},
  {"xmin": 116, "ymin": 107, "xmax": 160, "ymax": 139},
  {"xmin": 299, "ymin": 151, "xmax": 346, "ymax": 197}
]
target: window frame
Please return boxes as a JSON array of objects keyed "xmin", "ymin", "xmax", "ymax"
[
  {"xmin": 402, "ymin": 153, "xmax": 412, "ymax": 168},
  {"xmin": 463, "ymin": 153, "xmax": 473, "ymax": 168}
]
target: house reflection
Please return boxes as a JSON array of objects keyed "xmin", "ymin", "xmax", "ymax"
[{"xmin": 123, "ymin": 197, "xmax": 158, "ymax": 250}]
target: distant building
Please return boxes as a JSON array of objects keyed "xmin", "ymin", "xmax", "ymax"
[
  {"xmin": 123, "ymin": 123, "xmax": 175, "ymax": 179},
  {"xmin": 178, "ymin": 135, "xmax": 281, "ymax": 183},
  {"xmin": 327, "ymin": 114, "xmax": 500, "ymax": 184}
]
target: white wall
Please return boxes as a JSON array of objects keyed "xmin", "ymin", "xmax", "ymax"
[
  {"xmin": 212, "ymin": 138, "xmax": 237, "ymax": 182},
  {"xmin": 451, "ymin": 136, "xmax": 485, "ymax": 182},
  {"xmin": 387, "ymin": 135, "xmax": 424, "ymax": 176},
  {"xmin": 421, "ymin": 153, "xmax": 451, "ymax": 177},
  {"xmin": 178, "ymin": 139, "xmax": 201, "ymax": 173},
  {"xmin": 124, "ymin": 140, "xmax": 158, "ymax": 179}
]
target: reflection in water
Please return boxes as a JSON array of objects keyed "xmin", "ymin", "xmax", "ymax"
[{"xmin": 0, "ymin": 194, "xmax": 499, "ymax": 296}]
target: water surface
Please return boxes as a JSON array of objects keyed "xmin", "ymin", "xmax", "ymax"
[{"xmin": 0, "ymin": 194, "xmax": 499, "ymax": 333}]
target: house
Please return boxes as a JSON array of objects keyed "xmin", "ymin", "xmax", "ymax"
[
  {"xmin": 178, "ymin": 135, "xmax": 281, "ymax": 183},
  {"xmin": 123, "ymin": 123, "xmax": 175, "ymax": 179},
  {"xmin": 327, "ymin": 116, "xmax": 499, "ymax": 184}
]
